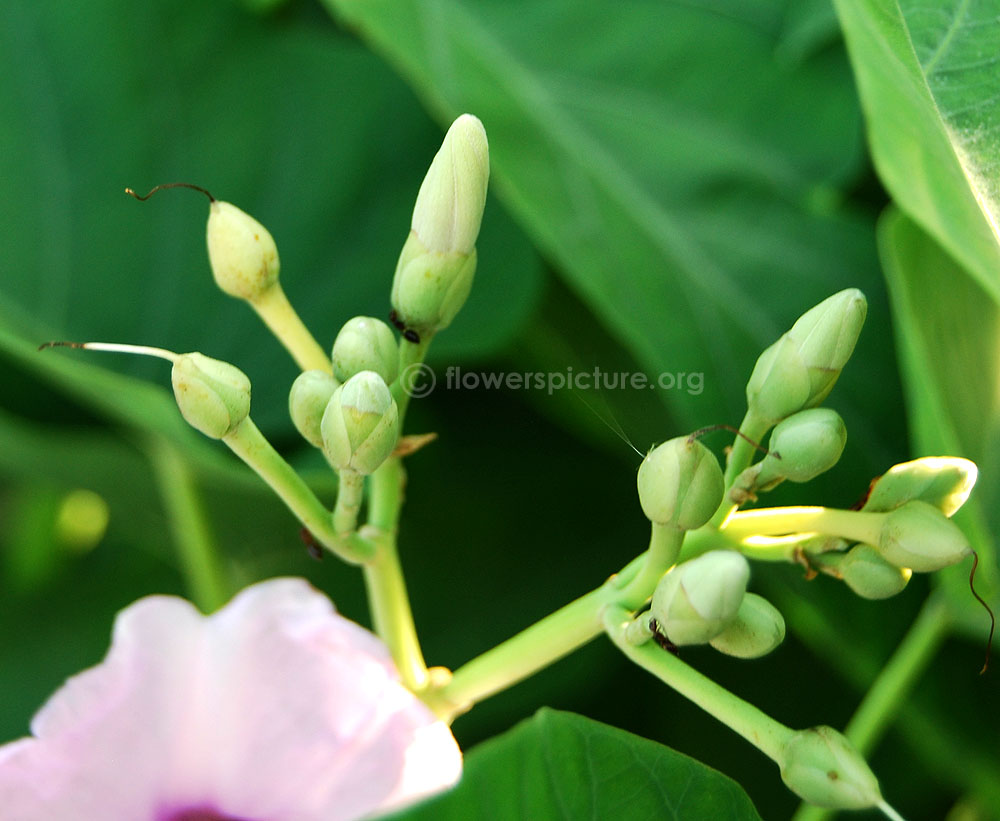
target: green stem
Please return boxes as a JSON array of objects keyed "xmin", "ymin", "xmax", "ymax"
[
  {"xmin": 392, "ymin": 335, "xmax": 432, "ymax": 418},
  {"xmin": 147, "ymin": 437, "xmax": 230, "ymax": 612},
  {"xmin": 222, "ymin": 418, "xmax": 373, "ymax": 563},
  {"xmin": 426, "ymin": 554, "xmax": 650, "ymax": 719},
  {"xmin": 333, "ymin": 470, "xmax": 364, "ymax": 534},
  {"xmin": 790, "ymin": 594, "xmax": 951, "ymax": 821},
  {"xmin": 618, "ymin": 524, "xmax": 684, "ymax": 608},
  {"xmin": 362, "ymin": 458, "xmax": 429, "ymax": 691},
  {"xmin": 604, "ymin": 604, "xmax": 794, "ymax": 762},
  {"xmin": 249, "ymin": 284, "xmax": 332, "ymax": 373},
  {"xmin": 710, "ymin": 409, "xmax": 771, "ymax": 527},
  {"xmin": 723, "ymin": 506, "xmax": 884, "ymax": 544},
  {"xmin": 843, "ymin": 593, "xmax": 950, "ymax": 752},
  {"xmin": 429, "ymin": 583, "xmax": 616, "ymax": 720}
]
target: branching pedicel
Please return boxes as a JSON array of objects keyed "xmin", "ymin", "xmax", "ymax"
[{"xmin": 47, "ymin": 114, "xmax": 991, "ymax": 818}]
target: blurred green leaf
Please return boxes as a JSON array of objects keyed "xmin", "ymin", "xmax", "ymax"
[
  {"xmin": 833, "ymin": 0, "xmax": 1000, "ymax": 300},
  {"xmin": 388, "ymin": 708, "xmax": 763, "ymax": 821},
  {"xmin": 0, "ymin": 0, "xmax": 541, "ymax": 433},
  {"xmin": 322, "ymin": 0, "xmax": 895, "ymax": 452},
  {"xmin": 878, "ymin": 208, "xmax": 999, "ymax": 634}
]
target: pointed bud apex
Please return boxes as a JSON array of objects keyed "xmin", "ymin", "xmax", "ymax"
[
  {"xmin": 206, "ymin": 201, "xmax": 280, "ymax": 301},
  {"xmin": 823, "ymin": 544, "xmax": 912, "ymax": 600},
  {"xmin": 391, "ymin": 115, "xmax": 489, "ymax": 336},
  {"xmin": 734, "ymin": 409, "xmax": 847, "ymax": 500},
  {"xmin": 331, "ymin": 316, "xmax": 399, "ymax": 385},
  {"xmin": 171, "ymin": 353, "xmax": 251, "ymax": 439},
  {"xmin": 709, "ymin": 593, "xmax": 786, "ymax": 658},
  {"xmin": 863, "ymin": 456, "xmax": 977, "ymax": 517},
  {"xmin": 289, "ymin": 370, "xmax": 339, "ymax": 449},
  {"xmin": 746, "ymin": 289, "xmax": 866, "ymax": 425},
  {"xmin": 637, "ymin": 438, "xmax": 724, "ymax": 529},
  {"xmin": 780, "ymin": 726, "xmax": 883, "ymax": 810},
  {"xmin": 413, "ymin": 114, "xmax": 489, "ymax": 255},
  {"xmin": 320, "ymin": 371, "xmax": 399, "ymax": 475},
  {"xmin": 876, "ymin": 499, "xmax": 971, "ymax": 572},
  {"xmin": 650, "ymin": 550, "xmax": 749, "ymax": 646}
]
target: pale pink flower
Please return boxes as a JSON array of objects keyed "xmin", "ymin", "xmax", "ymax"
[{"xmin": 0, "ymin": 578, "xmax": 461, "ymax": 820}]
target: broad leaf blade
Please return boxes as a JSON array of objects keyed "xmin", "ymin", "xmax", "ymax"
[
  {"xmin": 878, "ymin": 208, "xmax": 999, "ymax": 633},
  {"xmin": 323, "ymin": 0, "xmax": 895, "ymax": 451},
  {"xmin": 388, "ymin": 708, "xmax": 763, "ymax": 820},
  {"xmin": 834, "ymin": 0, "xmax": 1000, "ymax": 300}
]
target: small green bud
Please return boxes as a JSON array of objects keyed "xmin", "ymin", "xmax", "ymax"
[
  {"xmin": 862, "ymin": 456, "xmax": 977, "ymax": 517},
  {"xmin": 391, "ymin": 114, "xmax": 489, "ymax": 336},
  {"xmin": 746, "ymin": 289, "xmax": 866, "ymax": 425},
  {"xmin": 731, "ymin": 409, "xmax": 847, "ymax": 502},
  {"xmin": 320, "ymin": 371, "xmax": 399, "ymax": 475},
  {"xmin": 206, "ymin": 201, "xmax": 280, "ymax": 301},
  {"xmin": 170, "ymin": 352, "xmax": 251, "ymax": 439},
  {"xmin": 331, "ymin": 316, "xmax": 399, "ymax": 385},
  {"xmin": 876, "ymin": 499, "xmax": 971, "ymax": 572},
  {"xmin": 650, "ymin": 550, "xmax": 749, "ymax": 646},
  {"xmin": 637, "ymin": 438, "xmax": 724, "ymax": 529},
  {"xmin": 823, "ymin": 544, "xmax": 912, "ymax": 600},
  {"xmin": 709, "ymin": 593, "xmax": 786, "ymax": 659},
  {"xmin": 289, "ymin": 370, "xmax": 339, "ymax": 448},
  {"xmin": 780, "ymin": 726, "xmax": 883, "ymax": 810}
]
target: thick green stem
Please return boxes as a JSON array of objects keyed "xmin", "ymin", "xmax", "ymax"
[
  {"xmin": 618, "ymin": 524, "xmax": 684, "ymax": 608},
  {"xmin": 147, "ymin": 437, "xmax": 230, "ymax": 612},
  {"xmin": 429, "ymin": 584, "xmax": 615, "ymax": 719},
  {"xmin": 723, "ymin": 506, "xmax": 884, "ymax": 544},
  {"xmin": 604, "ymin": 604, "xmax": 794, "ymax": 762},
  {"xmin": 222, "ymin": 418, "xmax": 373, "ymax": 563},
  {"xmin": 249, "ymin": 284, "xmax": 332, "ymax": 373},
  {"xmin": 710, "ymin": 409, "xmax": 771, "ymax": 527},
  {"xmin": 426, "ymin": 554, "xmax": 652, "ymax": 720},
  {"xmin": 362, "ymin": 458, "xmax": 429, "ymax": 691},
  {"xmin": 333, "ymin": 470, "xmax": 364, "ymax": 534}
]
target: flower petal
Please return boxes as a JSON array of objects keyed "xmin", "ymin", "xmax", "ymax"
[{"xmin": 0, "ymin": 578, "xmax": 461, "ymax": 821}]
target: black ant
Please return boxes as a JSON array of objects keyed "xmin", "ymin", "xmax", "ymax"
[
  {"xmin": 299, "ymin": 527, "xmax": 323, "ymax": 561},
  {"xmin": 648, "ymin": 617, "xmax": 679, "ymax": 655},
  {"xmin": 389, "ymin": 309, "xmax": 421, "ymax": 344}
]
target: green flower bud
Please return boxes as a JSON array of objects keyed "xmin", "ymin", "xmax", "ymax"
[
  {"xmin": 391, "ymin": 114, "xmax": 489, "ymax": 336},
  {"xmin": 731, "ymin": 409, "xmax": 847, "ymax": 502},
  {"xmin": 709, "ymin": 593, "xmax": 786, "ymax": 659},
  {"xmin": 637, "ymin": 438, "xmax": 724, "ymax": 530},
  {"xmin": 876, "ymin": 499, "xmax": 971, "ymax": 572},
  {"xmin": 206, "ymin": 201, "xmax": 280, "ymax": 301},
  {"xmin": 823, "ymin": 544, "xmax": 912, "ymax": 600},
  {"xmin": 780, "ymin": 726, "xmax": 883, "ymax": 810},
  {"xmin": 746, "ymin": 289, "xmax": 867, "ymax": 425},
  {"xmin": 170, "ymin": 352, "xmax": 251, "ymax": 439},
  {"xmin": 289, "ymin": 370, "xmax": 339, "ymax": 448},
  {"xmin": 331, "ymin": 316, "xmax": 399, "ymax": 385},
  {"xmin": 862, "ymin": 456, "xmax": 977, "ymax": 517},
  {"xmin": 650, "ymin": 550, "xmax": 749, "ymax": 646},
  {"xmin": 320, "ymin": 371, "xmax": 399, "ymax": 475}
]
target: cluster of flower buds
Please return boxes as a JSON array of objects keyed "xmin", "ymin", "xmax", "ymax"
[{"xmin": 645, "ymin": 551, "xmax": 786, "ymax": 659}]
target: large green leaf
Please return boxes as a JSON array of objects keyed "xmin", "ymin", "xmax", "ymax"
[
  {"xmin": 323, "ymin": 0, "xmax": 897, "ymax": 451},
  {"xmin": 833, "ymin": 0, "xmax": 1000, "ymax": 301},
  {"xmin": 387, "ymin": 709, "xmax": 763, "ymax": 821},
  {"xmin": 0, "ymin": 0, "xmax": 541, "ymax": 434},
  {"xmin": 878, "ymin": 208, "xmax": 999, "ymax": 633}
]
